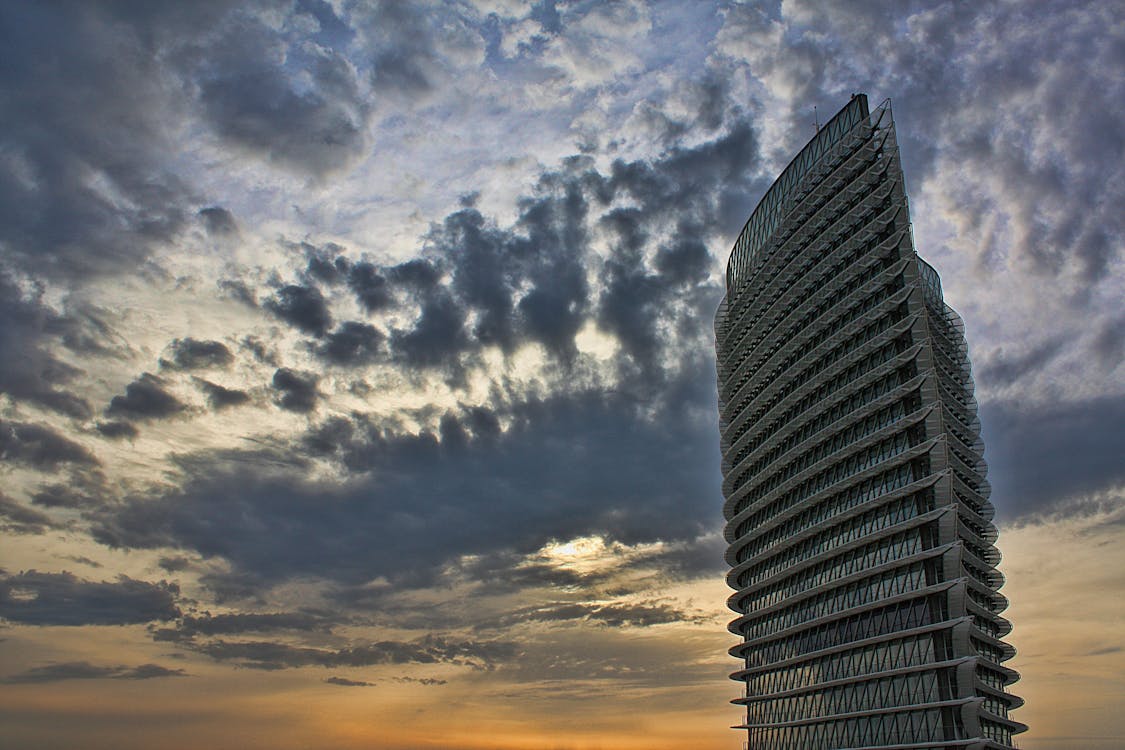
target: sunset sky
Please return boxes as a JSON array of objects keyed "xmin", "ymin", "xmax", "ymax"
[{"xmin": 1, "ymin": 2, "xmax": 1123, "ymax": 749}]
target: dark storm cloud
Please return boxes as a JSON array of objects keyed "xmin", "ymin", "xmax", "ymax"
[
  {"xmin": 271, "ymin": 368, "xmax": 320, "ymax": 413},
  {"xmin": 316, "ymin": 321, "xmax": 385, "ymax": 366},
  {"xmin": 91, "ymin": 372, "xmax": 723, "ymax": 593},
  {"xmin": 0, "ymin": 273, "xmax": 93, "ymax": 419},
  {"xmin": 0, "ymin": 571, "xmax": 180, "ymax": 626},
  {"xmin": 195, "ymin": 379, "xmax": 252, "ymax": 410},
  {"xmin": 0, "ymin": 494, "xmax": 59, "ymax": 535},
  {"xmin": 264, "ymin": 284, "xmax": 332, "ymax": 337},
  {"xmin": 0, "ymin": 420, "xmax": 97, "ymax": 468},
  {"xmin": 983, "ymin": 394, "xmax": 1125, "ymax": 522},
  {"xmin": 198, "ymin": 206, "xmax": 238, "ymax": 236},
  {"xmin": 160, "ymin": 338, "xmax": 234, "ymax": 371},
  {"xmin": 105, "ymin": 373, "xmax": 185, "ymax": 420},
  {"xmin": 3, "ymin": 661, "xmax": 187, "ymax": 684}
]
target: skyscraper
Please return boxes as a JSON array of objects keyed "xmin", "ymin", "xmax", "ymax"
[{"xmin": 715, "ymin": 95, "xmax": 1026, "ymax": 749}]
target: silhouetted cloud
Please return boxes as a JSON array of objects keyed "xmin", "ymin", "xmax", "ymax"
[
  {"xmin": 324, "ymin": 676, "xmax": 375, "ymax": 687},
  {"xmin": 0, "ymin": 420, "xmax": 97, "ymax": 468},
  {"xmin": 91, "ymin": 377, "xmax": 723, "ymax": 592},
  {"xmin": 105, "ymin": 373, "xmax": 185, "ymax": 420},
  {"xmin": 264, "ymin": 285, "xmax": 332, "ymax": 338},
  {"xmin": 0, "ymin": 493, "xmax": 59, "ymax": 535},
  {"xmin": 347, "ymin": 262, "xmax": 393, "ymax": 313},
  {"xmin": 3, "ymin": 661, "xmax": 186, "ymax": 684},
  {"xmin": 389, "ymin": 292, "xmax": 469, "ymax": 369},
  {"xmin": 161, "ymin": 338, "xmax": 234, "ymax": 371},
  {"xmin": 31, "ymin": 483, "xmax": 92, "ymax": 509},
  {"xmin": 271, "ymin": 368, "xmax": 320, "ymax": 413},
  {"xmin": 154, "ymin": 611, "xmax": 331, "ymax": 642},
  {"xmin": 195, "ymin": 379, "xmax": 252, "ymax": 410},
  {"xmin": 316, "ymin": 321, "xmax": 385, "ymax": 366},
  {"xmin": 96, "ymin": 420, "xmax": 139, "ymax": 440},
  {"xmin": 182, "ymin": 634, "xmax": 513, "ymax": 671},
  {"xmin": 302, "ymin": 242, "xmax": 350, "ymax": 285},
  {"xmin": 0, "ymin": 571, "xmax": 180, "ymax": 626}
]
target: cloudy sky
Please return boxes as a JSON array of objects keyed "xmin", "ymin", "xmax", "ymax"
[{"xmin": 0, "ymin": 1, "xmax": 1122, "ymax": 748}]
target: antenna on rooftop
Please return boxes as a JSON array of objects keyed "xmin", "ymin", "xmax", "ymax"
[{"xmin": 814, "ymin": 105, "xmax": 820, "ymax": 133}]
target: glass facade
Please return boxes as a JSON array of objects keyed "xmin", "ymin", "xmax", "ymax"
[{"xmin": 716, "ymin": 95, "xmax": 1026, "ymax": 749}]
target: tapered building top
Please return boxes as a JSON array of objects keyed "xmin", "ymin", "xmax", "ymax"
[{"xmin": 716, "ymin": 94, "xmax": 1025, "ymax": 749}]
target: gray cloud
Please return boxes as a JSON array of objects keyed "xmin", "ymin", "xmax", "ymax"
[
  {"xmin": 96, "ymin": 420, "xmax": 139, "ymax": 440},
  {"xmin": 271, "ymin": 368, "xmax": 320, "ymax": 413},
  {"xmin": 264, "ymin": 285, "xmax": 332, "ymax": 338},
  {"xmin": 0, "ymin": 571, "xmax": 180, "ymax": 626},
  {"xmin": 105, "ymin": 373, "xmax": 185, "ymax": 420},
  {"xmin": 347, "ymin": 262, "xmax": 393, "ymax": 313},
  {"xmin": 92, "ymin": 375, "xmax": 723, "ymax": 593},
  {"xmin": 153, "ymin": 611, "xmax": 331, "ymax": 642},
  {"xmin": 0, "ymin": 273, "xmax": 93, "ymax": 419},
  {"xmin": 324, "ymin": 676, "xmax": 375, "ymax": 687},
  {"xmin": 0, "ymin": 2, "xmax": 193, "ymax": 280},
  {"xmin": 316, "ymin": 321, "xmax": 385, "ymax": 366},
  {"xmin": 195, "ymin": 15, "xmax": 371, "ymax": 177},
  {"xmin": 3, "ymin": 661, "xmax": 187, "ymax": 684},
  {"xmin": 358, "ymin": 2, "xmax": 480, "ymax": 99},
  {"xmin": 183, "ymin": 634, "xmax": 513, "ymax": 672},
  {"xmin": 0, "ymin": 494, "xmax": 59, "ymax": 535},
  {"xmin": 302, "ymin": 242, "xmax": 350, "ymax": 285},
  {"xmin": 160, "ymin": 338, "xmax": 234, "ymax": 371},
  {"xmin": 983, "ymin": 394, "xmax": 1125, "ymax": 522},
  {"xmin": 0, "ymin": 420, "xmax": 97, "ymax": 468},
  {"xmin": 489, "ymin": 600, "xmax": 708, "ymax": 629},
  {"xmin": 195, "ymin": 379, "xmax": 252, "ymax": 411},
  {"xmin": 31, "ymin": 483, "xmax": 93, "ymax": 510},
  {"xmin": 198, "ymin": 206, "xmax": 238, "ymax": 237},
  {"xmin": 389, "ymin": 291, "xmax": 470, "ymax": 370}
]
